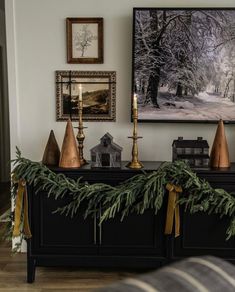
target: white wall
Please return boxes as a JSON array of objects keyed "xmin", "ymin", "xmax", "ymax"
[{"xmin": 5, "ymin": 0, "xmax": 235, "ymax": 163}]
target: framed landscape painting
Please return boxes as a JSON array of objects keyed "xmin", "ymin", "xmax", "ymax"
[
  {"xmin": 132, "ymin": 8, "xmax": 235, "ymax": 123},
  {"xmin": 56, "ymin": 71, "xmax": 116, "ymax": 121}
]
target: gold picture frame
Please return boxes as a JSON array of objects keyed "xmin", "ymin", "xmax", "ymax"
[{"xmin": 56, "ymin": 71, "xmax": 116, "ymax": 122}]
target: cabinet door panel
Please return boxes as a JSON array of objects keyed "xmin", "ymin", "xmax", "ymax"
[
  {"xmin": 174, "ymin": 211, "xmax": 235, "ymax": 259},
  {"xmin": 99, "ymin": 209, "xmax": 166, "ymax": 257},
  {"xmin": 30, "ymin": 190, "xmax": 98, "ymax": 255},
  {"xmin": 173, "ymin": 176, "xmax": 235, "ymax": 260}
]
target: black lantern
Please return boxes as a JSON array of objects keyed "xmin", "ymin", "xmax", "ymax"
[{"xmin": 172, "ymin": 137, "xmax": 209, "ymax": 167}]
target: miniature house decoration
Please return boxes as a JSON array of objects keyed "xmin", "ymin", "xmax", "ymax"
[
  {"xmin": 90, "ymin": 133, "xmax": 122, "ymax": 168},
  {"xmin": 172, "ymin": 137, "xmax": 209, "ymax": 167}
]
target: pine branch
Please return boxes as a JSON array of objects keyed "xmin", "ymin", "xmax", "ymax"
[{"xmin": 5, "ymin": 147, "xmax": 235, "ymax": 243}]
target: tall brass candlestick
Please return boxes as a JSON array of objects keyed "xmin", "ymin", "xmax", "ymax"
[
  {"xmin": 126, "ymin": 108, "xmax": 143, "ymax": 169},
  {"xmin": 76, "ymin": 99, "xmax": 87, "ymax": 165}
]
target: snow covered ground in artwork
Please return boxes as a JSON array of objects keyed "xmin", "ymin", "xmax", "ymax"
[{"xmin": 138, "ymin": 91, "xmax": 235, "ymax": 121}]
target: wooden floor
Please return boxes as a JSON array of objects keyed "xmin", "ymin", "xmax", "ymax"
[{"xmin": 0, "ymin": 241, "xmax": 136, "ymax": 292}]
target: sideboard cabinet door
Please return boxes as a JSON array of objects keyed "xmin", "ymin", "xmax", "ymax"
[
  {"xmin": 173, "ymin": 211, "xmax": 235, "ymax": 261},
  {"xmin": 98, "ymin": 208, "xmax": 166, "ymax": 258},
  {"xmin": 173, "ymin": 176, "xmax": 235, "ymax": 262},
  {"xmin": 29, "ymin": 187, "xmax": 98, "ymax": 255}
]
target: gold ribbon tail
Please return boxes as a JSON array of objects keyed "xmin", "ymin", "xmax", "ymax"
[
  {"xmin": 13, "ymin": 179, "xmax": 32, "ymax": 239},
  {"xmin": 23, "ymin": 187, "xmax": 32, "ymax": 238},
  {"xmin": 174, "ymin": 192, "xmax": 180, "ymax": 237},
  {"xmin": 12, "ymin": 180, "xmax": 24, "ymax": 237},
  {"xmin": 165, "ymin": 183, "xmax": 182, "ymax": 238}
]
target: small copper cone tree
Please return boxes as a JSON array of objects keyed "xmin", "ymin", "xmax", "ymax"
[
  {"xmin": 42, "ymin": 130, "xmax": 60, "ymax": 166},
  {"xmin": 59, "ymin": 119, "xmax": 81, "ymax": 168},
  {"xmin": 210, "ymin": 119, "xmax": 230, "ymax": 168}
]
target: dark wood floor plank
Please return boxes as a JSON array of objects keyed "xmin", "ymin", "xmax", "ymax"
[
  {"xmin": 0, "ymin": 289, "xmax": 42, "ymax": 292},
  {"xmin": 0, "ymin": 242, "xmax": 134, "ymax": 291}
]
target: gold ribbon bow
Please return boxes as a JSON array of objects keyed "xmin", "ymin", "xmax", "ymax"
[
  {"xmin": 164, "ymin": 183, "xmax": 182, "ymax": 237},
  {"xmin": 13, "ymin": 178, "xmax": 32, "ymax": 239}
]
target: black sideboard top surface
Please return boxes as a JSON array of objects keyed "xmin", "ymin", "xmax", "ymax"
[
  {"xmin": 49, "ymin": 161, "xmax": 162, "ymax": 173},
  {"xmin": 49, "ymin": 162, "xmax": 235, "ymax": 183},
  {"xmin": 49, "ymin": 161, "xmax": 235, "ymax": 173}
]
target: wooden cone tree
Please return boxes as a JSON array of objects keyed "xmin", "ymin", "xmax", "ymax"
[
  {"xmin": 42, "ymin": 130, "xmax": 60, "ymax": 166},
  {"xmin": 210, "ymin": 119, "xmax": 230, "ymax": 168},
  {"xmin": 59, "ymin": 119, "xmax": 80, "ymax": 168}
]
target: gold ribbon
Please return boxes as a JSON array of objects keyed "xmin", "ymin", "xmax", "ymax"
[
  {"xmin": 164, "ymin": 183, "xmax": 182, "ymax": 237},
  {"xmin": 13, "ymin": 179, "xmax": 32, "ymax": 239}
]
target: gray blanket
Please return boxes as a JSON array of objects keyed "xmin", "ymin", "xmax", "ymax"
[{"xmin": 98, "ymin": 256, "xmax": 235, "ymax": 292}]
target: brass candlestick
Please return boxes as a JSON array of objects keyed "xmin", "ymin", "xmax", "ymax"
[
  {"xmin": 76, "ymin": 100, "xmax": 87, "ymax": 165},
  {"xmin": 126, "ymin": 108, "xmax": 143, "ymax": 169}
]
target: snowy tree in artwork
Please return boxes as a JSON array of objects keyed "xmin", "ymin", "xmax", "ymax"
[
  {"xmin": 72, "ymin": 24, "xmax": 98, "ymax": 58},
  {"xmin": 133, "ymin": 9, "xmax": 235, "ymax": 121}
]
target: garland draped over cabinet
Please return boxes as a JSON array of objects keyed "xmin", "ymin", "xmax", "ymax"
[{"xmin": 10, "ymin": 147, "xmax": 235, "ymax": 242}]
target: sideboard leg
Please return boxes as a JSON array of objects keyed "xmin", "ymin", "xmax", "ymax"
[{"xmin": 27, "ymin": 258, "xmax": 36, "ymax": 283}]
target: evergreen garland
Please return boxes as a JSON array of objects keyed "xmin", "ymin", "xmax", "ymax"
[{"xmin": 10, "ymin": 147, "xmax": 235, "ymax": 240}]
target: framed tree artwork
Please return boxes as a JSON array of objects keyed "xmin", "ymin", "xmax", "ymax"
[
  {"xmin": 66, "ymin": 17, "xmax": 103, "ymax": 63},
  {"xmin": 56, "ymin": 71, "xmax": 116, "ymax": 122},
  {"xmin": 132, "ymin": 8, "xmax": 235, "ymax": 123}
]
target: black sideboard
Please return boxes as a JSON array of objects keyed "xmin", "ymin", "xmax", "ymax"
[{"xmin": 27, "ymin": 162, "xmax": 235, "ymax": 283}]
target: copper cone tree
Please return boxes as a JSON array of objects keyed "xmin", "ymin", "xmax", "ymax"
[
  {"xmin": 59, "ymin": 119, "xmax": 81, "ymax": 168},
  {"xmin": 42, "ymin": 130, "xmax": 60, "ymax": 166},
  {"xmin": 210, "ymin": 119, "xmax": 230, "ymax": 168}
]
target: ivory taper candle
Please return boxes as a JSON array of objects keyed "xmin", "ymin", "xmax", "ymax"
[
  {"xmin": 133, "ymin": 94, "xmax": 137, "ymax": 109},
  {"xmin": 79, "ymin": 84, "xmax": 83, "ymax": 101}
]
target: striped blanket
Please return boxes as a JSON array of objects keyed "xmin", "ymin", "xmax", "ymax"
[{"xmin": 98, "ymin": 256, "xmax": 235, "ymax": 292}]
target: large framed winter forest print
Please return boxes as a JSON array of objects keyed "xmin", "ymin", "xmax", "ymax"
[{"xmin": 132, "ymin": 8, "xmax": 235, "ymax": 123}]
